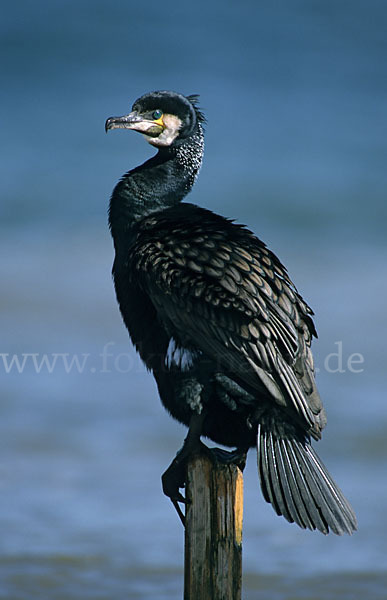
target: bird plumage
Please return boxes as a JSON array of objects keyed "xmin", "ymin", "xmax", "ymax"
[{"xmin": 106, "ymin": 90, "xmax": 357, "ymax": 535}]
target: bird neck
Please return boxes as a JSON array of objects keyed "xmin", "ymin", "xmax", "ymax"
[{"xmin": 109, "ymin": 125, "xmax": 204, "ymax": 239}]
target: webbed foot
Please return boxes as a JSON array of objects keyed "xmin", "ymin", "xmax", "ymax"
[
  {"xmin": 162, "ymin": 452, "xmax": 189, "ymax": 525},
  {"xmin": 209, "ymin": 447, "xmax": 248, "ymax": 471},
  {"xmin": 161, "ymin": 412, "xmax": 207, "ymax": 525}
]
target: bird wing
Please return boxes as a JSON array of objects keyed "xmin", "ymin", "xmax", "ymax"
[{"xmin": 130, "ymin": 204, "xmax": 324, "ymax": 435}]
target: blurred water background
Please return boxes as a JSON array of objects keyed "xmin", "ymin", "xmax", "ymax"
[{"xmin": 1, "ymin": 1, "xmax": 387, "ymax": 598}]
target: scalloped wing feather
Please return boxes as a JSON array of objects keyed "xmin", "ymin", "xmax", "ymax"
[{"xmin": 130, "ymin": 204, "xmax": 325, "ymax": 436}]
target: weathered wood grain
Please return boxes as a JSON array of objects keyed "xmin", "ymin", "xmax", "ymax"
[{"xmin": 184, "ymin": 449, "xmax": 243, "ymax": 600}]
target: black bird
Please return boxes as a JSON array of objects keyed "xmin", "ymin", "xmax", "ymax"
[{"xmin": 105, "ymin": 90, "xmax": 357, "ymax": 535}]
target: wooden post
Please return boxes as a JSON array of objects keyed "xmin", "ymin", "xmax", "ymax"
[{"xmin": 184, "ymin": 448, "xmax": 244, "ymax": 600}]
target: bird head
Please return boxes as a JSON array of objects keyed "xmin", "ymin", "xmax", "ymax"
[{"xmin": 105, "ymin": 90, "xmax": 205, "ymax": 148}]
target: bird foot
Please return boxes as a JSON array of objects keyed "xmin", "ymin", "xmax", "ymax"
[
  {"xmin": 209, "ymin": 447, "xmax": 247, "ymax": 471},
  {"xmin": 161, "ymin": 453, "xmax": 187, "ymax": 502},
  {"xmin": 161, "ymin": 440, "xmax": 208, "ymax": 525},
  {"xmin": 162, "ymin": 442, "xmax": 247, "ymax": 525}
]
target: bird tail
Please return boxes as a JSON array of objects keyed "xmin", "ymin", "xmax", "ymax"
[{"xmin": 256, "ymin": 422, "xmax": 357, "ymax": 535}]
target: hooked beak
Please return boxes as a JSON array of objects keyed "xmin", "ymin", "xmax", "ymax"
[
  {"xmin": 105, "ymin": 111, "xmax": 164, "ymax": 137},
  {"xmin": 105, "ymin": 111, "xmax": 143, "ymax": 133}
]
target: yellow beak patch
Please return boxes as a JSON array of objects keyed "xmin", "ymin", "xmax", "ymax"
[{"xmin": 152, "ymin": 115, "xmax": 165, "ymax": 128}]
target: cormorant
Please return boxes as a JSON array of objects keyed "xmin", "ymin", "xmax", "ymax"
[{"xmin": 105, "ymin": 90, "xmax": 357, "ymax": 535}]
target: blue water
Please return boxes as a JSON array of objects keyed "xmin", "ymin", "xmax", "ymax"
[{"xmin": 1, "ymin": 1, "xmax": 387, "ymax": 598}]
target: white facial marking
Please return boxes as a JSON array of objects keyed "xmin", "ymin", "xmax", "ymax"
[{"xmin": 145, "ymin": 114, "xmax": 182, "ymax": 147}]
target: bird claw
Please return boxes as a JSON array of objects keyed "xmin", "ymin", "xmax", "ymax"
[
  {"xmin": 162, "ymin": 455, "xmax": 190, "ymax": 525},
  {"xmin": 161, "ymin": 443, "xmax": 247, "ymax": 525},
  {"xmin": 171, "ymin": 499, "xmax": 186, "ymax": 526},
  {"xmin": 161, "ymin": 413, "xmax": 208, "ymax": 525},
  {"xmin": 162, "ymin": 456, "xmax": 186, "ymax": 495}
]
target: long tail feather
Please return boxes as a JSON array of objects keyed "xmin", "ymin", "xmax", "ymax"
[{"xmin": 257, "ymin": 423, "xmax": 357, "ymax": 535}]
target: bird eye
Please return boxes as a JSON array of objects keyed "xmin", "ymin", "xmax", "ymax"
[{"xmin": 152, "ymin": 109, "xmax": 163, "ymax": 120}]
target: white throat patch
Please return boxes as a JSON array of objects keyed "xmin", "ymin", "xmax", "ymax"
[{"xmin": 145, "ymin": 114, "xmax": 182, "ymax": 148}]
